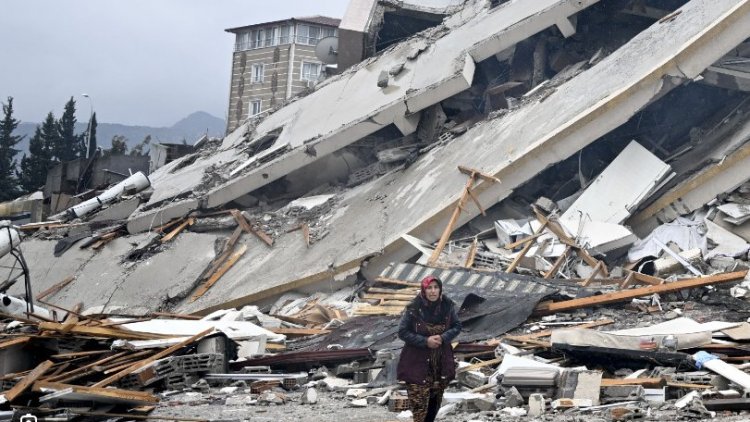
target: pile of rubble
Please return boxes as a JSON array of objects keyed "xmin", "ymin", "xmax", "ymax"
[{"xmin": 5, "ymin": 0, "xmax": 750, "ymax": 420}]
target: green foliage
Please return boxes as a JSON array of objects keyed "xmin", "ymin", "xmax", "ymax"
[
  {"xmin": 17, "ymin": 119, "xmax": 54, "ymax": 193},
  {"xmin": 0, "ymin": 97, "xmax": 23, "ymax": 200},
  {"xmin": 87, "ymin": 112, "xmax": 98, "ymax": 158},
  {"xmin": 55, "ymin": 97, "xmax": 84, "ymax": 161}
]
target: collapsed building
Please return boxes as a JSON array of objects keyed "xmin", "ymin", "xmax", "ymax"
[{"xmin": 4, "ymin": 0, "xmax": 750, "ymax": 420}]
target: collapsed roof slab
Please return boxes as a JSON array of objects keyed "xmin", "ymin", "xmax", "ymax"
[
  {"xmin": 5, "ymin": 232, "xmax": 220, "ymax": 315},
  {"xmin": 629, "ymin": 134, "xmax": 750, "ymax": 237},
  {"xmin": 182, "ymin": 0, "xmax": 750, "ymax": 316},
  {"xmin": 126, "ymin": 0, "xmax": 600, "ymax": 234}
]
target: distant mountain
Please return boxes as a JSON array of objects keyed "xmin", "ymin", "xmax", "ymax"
[{"xmin": 13, "ymin": 111, "xmax": 226, "ymax": 155}]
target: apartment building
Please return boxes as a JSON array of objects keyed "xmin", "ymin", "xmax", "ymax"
[{"xmin": 225, "ymin": 16, "xmax": 341, "ymax": 132}]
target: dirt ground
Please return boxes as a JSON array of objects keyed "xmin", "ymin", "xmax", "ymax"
[{"xmin": 151, "ymin": 388, "xmax": 750, "ymax": 422}]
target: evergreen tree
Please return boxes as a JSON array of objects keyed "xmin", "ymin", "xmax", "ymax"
[
  {"xmin": 86, "ymin": 112, "xmax": 98, "ymax": 159},
  {"xmin": 17, "ymin": 125, "xmax": 52, "ymax": 193},
  {"xmin": 56, "ymin": 97, "xmax": 82, "ymax": 161},
  {"xmin": 0, "ymin": 97, "xmax": 23, "ymax": 200}
]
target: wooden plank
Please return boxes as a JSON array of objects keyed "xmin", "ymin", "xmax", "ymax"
[
  {"xmin": 667, "ymin": 381, "xmax": 713, "ymax": 389},
  {"xmin": 601, "ymin": 378, "xmax": 665, "ymax": 388},
  {"xmin": 375, "ymin": 277, "xmax": 420, "ymax": 287},
  {"xmin": 457, "ymin": 357, "xmax": 503, "ymax": 374},
  {"xmin": 366, "ymin": 287, "xmax": 419, "ymax": 294},
  {"xmin": 544, "ymin": 245, "xmax": 571, "ymax": 279},
  {"xmin": 33, "ymin": 381, "xmax": 158, "ymax": 405},
  {"xmin": 0, "ymin": 336, "xmax": 30, "ymax": 350},
  {"xmin": 44, "ymin": 351, "xmax": 127, "ymax": 383},
  {"xmin": 92, "ymin": 328, "xmax": 214, "ymax": 388},
  {"xmin": 536, "ymin": 271, "xmax": 748, "ymax": 315},
  {"xmin": 457, "ymin": 165, "xmax": 502, "ymax": 184},
  {"xmin": 241, "ymin": 211, "xmax": 274, "ymax": 247},
  {"xmin": 152, "ymin": 218, "xmax": 183, "ymax": 233},
  {"xmin": 60, "ymin": 303, "xmax": 83, "ymax": 333},
  {"xmin": 160, "ymin": 217, "xmax": 194, "ymax": 243},
  {"xmin": 619, "ymin": 272, "xmax": 636, "ymax": 289},
  {"xmin": 505, "ymin": 233, "xmax": 544, "ymax": 250},
  {"xmin": 628, "ymin": 270, "xmax": 665, "ymax": 286},
  {"xmin": 38, "ymin": 322, "xmax": 170, "ymax": 340},
  {"xmin": 230, "ymin": 209, "xmax": 254, "ymax": 233},
  {"xmin": 50, "ymin": 350, "xmax": 110, "ymax": 360},
  {"xmin": 269, "ymin": 328, "xmax": 330, "ymax": 336},
  {"xmin": 582, "ymin": 261, "xmax": 604, "ymax": 287},
  {"xmin": 361, "ymin": 293, "xmax": 415, "ymax": 300},
  {"xmin": 35, "ymin": 276, "xmax": 75, "ymax": 300},
  {"xmin": 464, "ymin": 238, "xmax": 479, "ymax": 268},
  {"xmin": 533, "ymin": 207, "xmax": 609, "ymax": 277},
  {"xmin": 190, "ymin": 244, "xmax": 248, "ymax": 302},
  {"xmin": 506, "ymin": 222, "xmax": 547, "ymax": 273},
  {"xmin": 466, "ymin": 189, "xmax": 486, "ymax": 216},
  {"xmin": 429, "ymin": 169, "xmax": 478, "ymax": 266},
  {"xmin": 0, "ymin": 360, "xmax": 53, "ymax": 403}
]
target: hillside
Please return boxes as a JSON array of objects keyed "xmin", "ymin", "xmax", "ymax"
[{"xmin": 13, "ymin": 111, "xmax": 225, "ymax": 154}]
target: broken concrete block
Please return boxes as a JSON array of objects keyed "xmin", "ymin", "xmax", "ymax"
[
  {"xmin": 469, "ymin": 395, "xmax": 497, "ymax": 412},
  {"xmin": 504, "ymin": 386, "xmax": 524, "ymax": 408},
  {"xmin": 528, "ymin": 393, "xmax": 545, "ymax": 417},
  {"xmin": 301, "ymin": 387, "xmax": 318, "ymax": 405},
  {"xmin": 350, "ymin": 398, "xmax": 368, "ymax": 407},
  {"xmin": 573, "ymin": 370, "xmax": 601, "ymax": 405},
  {"xmin": 346, "ymin": 388, "xmax": 367, "ymax": 397},
  {"xmin": 225, "ymin": 395, "xmax": 256, "ymax": 406},
  {"xmin": 501, "ymin": 407, "xmax": 527, "ymax": 417}
]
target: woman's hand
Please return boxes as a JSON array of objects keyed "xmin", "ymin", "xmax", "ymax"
[{"xmin": 427, "ymin": 335, "xmax": 442, "ymax": 349}]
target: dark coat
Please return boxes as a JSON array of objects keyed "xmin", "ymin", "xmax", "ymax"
[{"xmin": 396, "ymin": 295, "xmax": 462, "ymax": 385}]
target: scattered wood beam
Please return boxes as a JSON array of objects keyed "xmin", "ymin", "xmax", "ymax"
[
  {"xmin": 159, "ymin": 217, "xmax": 195, "ymax": 244},
  {"xmin": 0, "ymin": 336, "xmax": 30, "ymax": 350},
  {"xmin": 506, "ymin": 221, "xmax": 548, "ymax": 273},
  {"xmin": 545, "ymin": 245, "xmax": 571, "ymax": 279},
  {"xmin": 535, "ymin": 270, "xmax": 748, "ymax": 315},
  {"xmin": 36, "ymin": 276, "xmax": 76, "ymax": 301},
  {"xmin": 92, "ymin": 328, "xmax": 213, "ymax": 388},
  {"xmin": 190, "ymin": 244, "xmax": 248, "ymax": 302},
  {"xmin": 464, "ymin": 238, "xmax": 479, "ymax": 268},
  {"xmin": 429, "ymin": 166, "xmax": 500, "ymax": 266},
  {"xmin": 601, "ymin": 378, "xmax": 665, "ymax": 388},
  {"xmin": 0, "ymin": 360, "xmax": 53, "ymax": 403},
  {"xmin": 240, "ymin": 211, "xmax": 274, "ymax": 246}
]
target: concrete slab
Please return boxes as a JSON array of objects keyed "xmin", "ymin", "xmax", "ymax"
[
  {"xmin": 6, "ymin": 231, "xmax": 219, "ymax": 315},
  {"xmin": 181, "ymin": 0, "xmax": 750, "ymax": 315},
  {"xmin": 126, "ymin": 0, "xmax": 601, "ymax": 232}
]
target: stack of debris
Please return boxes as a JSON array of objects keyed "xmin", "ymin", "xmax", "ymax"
[{"xmin": 6, "ymin": 0, "xmax": 750, "ymax": 420}]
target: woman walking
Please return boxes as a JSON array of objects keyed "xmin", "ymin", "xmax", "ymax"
[{"xmin": 397, "ymin": 275, "xmax": 462, "ymax": 422}]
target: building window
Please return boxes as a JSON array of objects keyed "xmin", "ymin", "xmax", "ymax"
[
  {"xmin": 296, "ymin": 24, "xmax": 336, "ymax": 46},
  {"xmin": 301, "ymin": 62, "xmax": 322, "ymax": 81},
  {"xmin": 250, "ymin": 100, "xmax": 262, "ymax": 116},
  {"xmin": 251, "ymin": 64, "xmax": 265, "ymax": 83},
  {"xmin": 235, "ymin": 25, "xmax": 295, "ymax": 51}
]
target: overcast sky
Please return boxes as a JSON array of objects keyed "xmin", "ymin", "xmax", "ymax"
[{"xmin": 0, "ymin": 0, "xmax": 350, "ymax": 127}]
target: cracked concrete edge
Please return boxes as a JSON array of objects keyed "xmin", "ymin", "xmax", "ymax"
[{"xmin": 127, "ymin": 198, "xmax": 201, "ymax": 234}]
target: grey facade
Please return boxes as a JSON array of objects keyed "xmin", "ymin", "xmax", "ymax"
[{"xmin": 225, "ymin": 16, "xmax": 341, "ymax": 133}]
